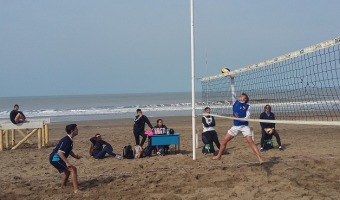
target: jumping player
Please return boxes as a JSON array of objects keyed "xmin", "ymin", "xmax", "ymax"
[{"xmin": 212, "ymin": 75, "xmax": 264, "ymax": 164}]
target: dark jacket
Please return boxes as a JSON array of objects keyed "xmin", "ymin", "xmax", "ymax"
[
  {"xmin": 9, "ymin": 110, "xmax": 25, "ymax": 124},
  {"xmin": 259, "ymin": 112, "xmax": 276, "ymax": 129},
  {"xmin": 133, "ymin": 115, "xmax": 153, "ymax": 132},
  {"xmin": 90, "ymin": 137, "xmax": 112, "ymax": 156},
  {"xmin": 202, "ymin": 115, "xmax": 216, "ymax": 127}
]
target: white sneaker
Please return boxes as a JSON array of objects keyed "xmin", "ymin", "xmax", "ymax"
[{"xmin": 115, "ymin": 155, "xmax": 122, "ymax": 159}]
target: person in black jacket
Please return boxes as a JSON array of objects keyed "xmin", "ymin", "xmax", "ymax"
[
  {"xmin": 259, "ymin": 105, "xmax": 283, "ymax": 151},
  {"xmin": 133, "ymin": 109, "xmax": 153, "ymax": 147},
  {"xmin": 9, "ymin": 104, "xmax": 28, "ymax": 124},
  {"xmin": 89, "ymin": 133, "xmax": 121, "ymax": 159},
  {"xmin": 202, "ymin": 107, "xmax": 220, "ymax": 154}
]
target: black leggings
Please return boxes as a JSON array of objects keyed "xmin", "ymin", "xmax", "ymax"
[
  {"xmin": 260, "ymin": 129, "xmax": 282, "ymax": 147},
  {"xmin": 202, "ymin": 130, "xmax": 221, "ymax": 153},
  {"xmin": 134, "ymin": 130, "xmax": 147, "ymax": 147}
]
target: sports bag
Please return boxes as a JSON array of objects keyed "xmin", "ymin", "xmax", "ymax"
[{"xmin": 123, "ymin": 145, "xmax": 134, "ymax": 159}]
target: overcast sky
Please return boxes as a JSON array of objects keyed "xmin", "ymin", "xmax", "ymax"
[{"xmin": 1, "ymin": 0, "xmax": 339, "ymax": 97}]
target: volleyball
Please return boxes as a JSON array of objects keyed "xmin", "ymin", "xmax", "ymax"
[
  {"xmin": 265, "ymin": 128, "xmax": 274, "ymax": 134},
  {"xmin": 221, "ymin": 67, "xmax": 230, "ymax": 75}
]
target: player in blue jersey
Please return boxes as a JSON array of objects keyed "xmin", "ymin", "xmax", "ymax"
[
  {"xmin": 213, "ymin": 75, "xmax": 263, "ymax": 164},
  {"xmin": 49, "ymin": 124, "xmax": 82, "ymax": 193}
]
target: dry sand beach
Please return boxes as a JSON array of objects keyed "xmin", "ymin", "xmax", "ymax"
[{"xmin": 1, "ymin": 116, "xmax": 340, "ymax": 200}]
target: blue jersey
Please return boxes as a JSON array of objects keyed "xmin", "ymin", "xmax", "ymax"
[
  {"xmin": 49, "ymin": 135, "xmax": 73, "ymax": 162},
  {"xmin": 233, "ymin": 100, "xmax": 250, "ymax": 126}
]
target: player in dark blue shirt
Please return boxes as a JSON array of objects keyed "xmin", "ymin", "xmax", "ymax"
[
  {"xmin": 213, "ymin": 74, "xmax": 263, "ymax": 164},
  {"xmin": 49, "ymin": 124, "xmax": 82, "ymax": 193}
]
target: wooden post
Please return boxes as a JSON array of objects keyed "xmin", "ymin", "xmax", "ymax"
[
  {"xmin": 5, "ymin": 130, "xmax": 9, "ymax": 149},
  {"xmin": 0, "ymin": 130, "xmax": 3, "ymax": 151},
  {"xmin": 11, "ymin": 129, "xmax": 15, "ymax": 146},
  {"xmin": 17, "ymin": 130, "xmax": 34, "ymax": 145},
  {"xmin": 41, "ymin": 127, "xmax": 45, "ymax": 147},
  {"xmin": 44, "ymin": 124, "xmax": 49, "ymax": 144},
  {"xmin": 11, "ymin": 129, "xmax": 38, "ymax": 150},
  {"xmin": 37, "ymin": 128, "xmax": 42, "ymax": 149}
]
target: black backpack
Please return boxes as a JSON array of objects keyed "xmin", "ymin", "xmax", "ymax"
[
  {"xmin": 143, "ymin": 146, "xmax": 153, "ymax": 157},
  {"xmin": 123, "ymin": 145, "xmax": 134, "ymax": 159}
]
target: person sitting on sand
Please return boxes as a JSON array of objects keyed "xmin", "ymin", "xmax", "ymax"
[
  {"xmin": 9, "ymin": 104, "xmax": 28, "ymax": 124},
  {"xmin": 89, "ymin": 133, "xmax": 122, "ymax": 159},
  {"xmin": 49, "ymin": 124, "xmax": 82, "ymax": 193},
  {"xmin": 212, "ymin": 75, "xmax": 264, "ymax": 164}
]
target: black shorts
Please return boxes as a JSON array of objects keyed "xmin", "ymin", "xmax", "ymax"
[{"xmin": 50, "ymin": 160, "xmax": 67, "ymax": 173}]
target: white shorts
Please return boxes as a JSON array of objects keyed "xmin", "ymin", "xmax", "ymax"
[{"xmin": 228, "ymin": 125, "xmax": 252, "ymax": 137}]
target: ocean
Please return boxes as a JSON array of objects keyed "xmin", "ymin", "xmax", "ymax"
[{"xmin": 0, "ymin": 92, "xmax": 203, "ymax": 122}]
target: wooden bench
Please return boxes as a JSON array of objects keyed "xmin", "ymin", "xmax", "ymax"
[{"xmin": 0, "ymin": 118, "xmax": 50, "ymax": 151}]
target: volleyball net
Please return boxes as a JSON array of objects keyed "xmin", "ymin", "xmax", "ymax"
[{"xmin": 201, "ymin": 36, "xmax": 340, "ymax": 126}]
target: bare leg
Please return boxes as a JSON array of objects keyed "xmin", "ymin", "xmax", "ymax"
[
  {"xmin": 245, "ymin": 135, "xmax": 264, "ymax": 164},
  {"xmin": 14, "ymin": 113, "xmax": 26, "ymax": 123},
  {"xmin": 212, "ymin": 133, "xmax": 233, "ymax": 160},
  {"xmin": 68, "ymin": 166, "xmax": 79, "ymax": 193},
  {"xmin": 62, "ymin": 170, "xmax": 70, "ymax": 187}
]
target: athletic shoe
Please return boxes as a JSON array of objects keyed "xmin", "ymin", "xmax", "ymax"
[
  {"xmin": 115, "ymin": 155, "xmax": 122, "ymax": 159},
  {"xmin": 260, "ymin": 148, "xmax": 264, "ymax": 152},
  {"xmin": 279, "ymin": 146, "xmax": 284, "ymax": 151}
]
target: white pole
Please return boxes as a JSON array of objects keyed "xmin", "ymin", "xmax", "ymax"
[{"xmin": 190, "ymin": 0, "xmax": 196, "ymax": 160}]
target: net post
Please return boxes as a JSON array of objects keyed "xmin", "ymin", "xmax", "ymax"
[
  {"xmin": 0, "ymin": 130, "xmax": 3, "ymax": 151},
  {"xmin": 11, "ymin": 129, "xmax": 15, "ymax": 146}
]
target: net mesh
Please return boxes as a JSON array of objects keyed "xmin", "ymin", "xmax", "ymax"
[{"xmin": 201, "ymin": 37, "xmax": 340, "ymax": 122}]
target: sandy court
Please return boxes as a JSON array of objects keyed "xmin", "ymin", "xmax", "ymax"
[{"xmin": 1, "ymin": 116, "xmax": 340, "ymax": 200}]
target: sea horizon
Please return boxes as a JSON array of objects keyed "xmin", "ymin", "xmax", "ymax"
[{"xmin": 0, "ymin": 91, "xmax": 204, "ymax": 122}]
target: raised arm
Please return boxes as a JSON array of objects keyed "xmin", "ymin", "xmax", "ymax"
[
  {"xmin": 144, "ymin": 116, "xmax": 153, "ymax": 129},
  {"xmin": 230, "ymin": 76, "xmax": 236, "ymax": 104}
]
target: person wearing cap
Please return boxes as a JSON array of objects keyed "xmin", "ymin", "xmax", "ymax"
[
  {"xmin": 89, "ymin": 133, "xmax": 121, "ymax": 159},
  {"xmin": 9, "ymin": 104, "xmax": 28, "ymax": 124},
  {"xmin": 133, "ymin": 109, "xmax": 153, "ymax": 147}
]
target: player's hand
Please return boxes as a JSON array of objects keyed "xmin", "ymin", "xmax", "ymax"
[
  {"xmin": 66, "ymin": 162, "xmax": 72, "ymax": 168},
  {"xmin": 234, "ymin": 113, "xmax": 239, "ymax": 118}
]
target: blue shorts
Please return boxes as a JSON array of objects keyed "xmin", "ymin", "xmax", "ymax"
[{"xmin": 50, "ymin": 160, "xmax": 67, "ymax": 173}]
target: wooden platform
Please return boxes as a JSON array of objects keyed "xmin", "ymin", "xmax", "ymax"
[{"xmin": 0, "ymin": 118, "xmax": 50, "ymax": 151}]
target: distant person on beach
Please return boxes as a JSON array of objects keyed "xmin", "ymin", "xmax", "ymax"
[
  {"xmin": 9, "ymin": 104, "xmax": 28, "ymax": 124},
  {"xmin": 133, "ymin": 109, "xmax": 153, "ymax": 147},
  {"xmin": 260, "ymin": 105, "xmax": 283, "ymax": 151},
  {"xmin": 89, "ymin": 133, "xmax": 122, "ymax": 159},
  {"xmin": 49, "ymin": 124, "xmax": 82, "ymax": 193},
  {"xmin": 153, "ymin": 119, "xmax": 169, "ymax": 155},
  {"xmin": 202, "ymin": 107, "xmax": 220, "ymax": 155},
  {"xmin": 212, "ymin": 75, "xmax": 264, "ymax": 164}
]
